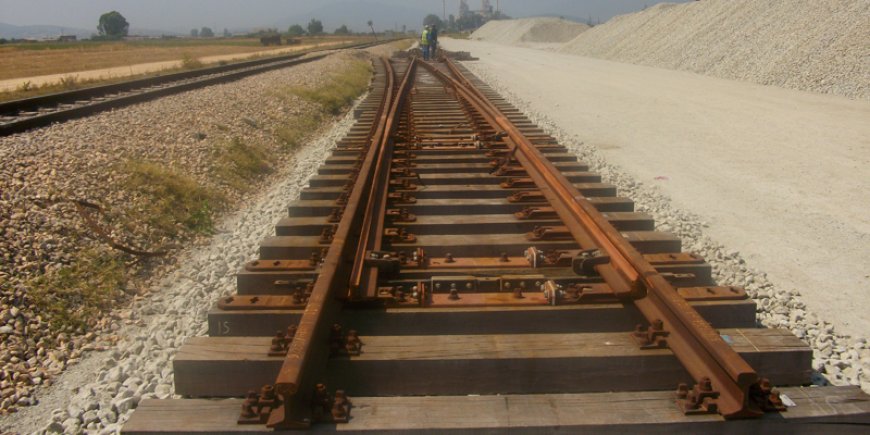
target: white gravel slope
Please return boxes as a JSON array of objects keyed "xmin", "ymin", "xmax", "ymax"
[
  {"xmin": 471, "ymin": 17, "xmax": 589, "ymax": 47},
  {"xmin": 559, "ymin": 0, "xmax": 870, "ymax": 100},
  {"xmin": 0, "ymin": 99, "xmax": 361, "ymax": 435},
  {"xmin": 443, "ymin": 38, "xmax": 870, "ymax": 392}
]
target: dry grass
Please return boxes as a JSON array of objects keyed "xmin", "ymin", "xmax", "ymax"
[
  {"xmin": 28, "ymin": 248, "xmax": 127, "ymax": 334},
  {"xmin": 123, "ymin": 160, "xmax": 224, "ymax": 237},
  {"xmin": 216, "ymin": 138, "xmax": 274, "ymax": 190},
  {"xmin": 276, "ymin": 112, "xmax": 323, "ymax": 149},
  {"xmin": 180, "ymin": 53, "xmax": 205, "ymax": 69},
  {"xmin": 0, "ymin": 36, "xmax": 359, "ymax": 81},
  {"xmin": 285, "ymin": 59, "xmax": 373, "ymax": 114},
  {"xmin": 1, "ymin": 74, "xmax": 133, "ymax": 102}
]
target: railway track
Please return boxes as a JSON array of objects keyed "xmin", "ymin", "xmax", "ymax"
[
  {"xmin": 0, "ymin": 39, "xmax": 398, "ymax": 137},
  {"xmin": 122, "ymin": 52, "xmax": 870, "ymax": 433}
]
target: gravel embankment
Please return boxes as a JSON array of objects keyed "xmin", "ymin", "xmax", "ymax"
[
  {"xmin": 471, "ymin": 17, "xmax": 589, "ymax": 46},
  {"xmin": 559, "ymin": 0, "xmax": 870, "ymax": 100},
  {"xmin": 0, "ymin": 49, "xmax": 371, "ymax": 427},
  {"xmin": 459, "ymin": 61, "xmax": 870, "ymax": 391},
  {"xmin": 1, "ymin": 102, "xmax": 359, "ymax": 434}
]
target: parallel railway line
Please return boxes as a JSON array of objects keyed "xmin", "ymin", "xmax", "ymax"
[
  {"xmin": 115, "ymin": 51, "xmax": 870, "ymax": 432},
  {"xmin": 0, "ymin": 39, "xmax": 397, "ymax": 137}
]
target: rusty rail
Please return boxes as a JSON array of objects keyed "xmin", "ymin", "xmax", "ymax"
[
  {"xmin": 420, "ymin": 58, "xmax": 768, "ymax": 419},
  {"xmin": 116, "ymin": 51, "xmax": 868, "ymax": 434},
  {"xmin": 266, "ymin": 57, "xmax": 406, "ymax": 428},
  {"xmin": 349, "ymin": 58, "xmax": 419, "ymax": 299}
]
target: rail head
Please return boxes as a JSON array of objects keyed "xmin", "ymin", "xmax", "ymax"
[
  {"xmin": 266, "ymin": 56, "xmax": 417, "ymax": 429},
  {"xmin": 422, "ymin": 57, "xmax": 777, "ymax": 419}
]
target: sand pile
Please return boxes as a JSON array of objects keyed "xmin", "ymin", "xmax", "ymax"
[
  {"xmin": 557, "ymin": 0, "xmax": 870, "ymax": 99},
  {"xmin": 471, "ymin": 17, "xmax": 589, "ymax": 46}
]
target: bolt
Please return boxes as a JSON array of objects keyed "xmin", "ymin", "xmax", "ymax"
[
  {"xmin": 699, "ymin": 377, "xmax": 713, "ymax": 392},
  {"xmin": 270, "ymin": 331, "xmax": 285, "ymax": 352},
  {"xmin": 449, "ymin": 288, "xmax": 460, "ymax": 300},
  {"xmin": 675, "ymin": 383, "xmax": 689, "ymax": 400},
  {"xmin": 345, "ymin": 330, "xmax": 362, "ymax": 354},
  {"xmin": 445, "ymin": 253, "xmax": 455, "ymax": 263},
  {"xmin": 499, "ymin": 252, "xmax": 509, "ymax": 262},
  {"xmin": 260, "ymin": 384, "xmax": 276, "ymax": 402},
  {"xmin": 240, "ymin": 390, "xmax": 259, "ymax": 418},
  {"xmin": 313, "ymin": 383, "xmax": 331, "ymax": 414},
  {"xmin": 332, "ymin": 390, "xmax": 349, "ymax": 420},
  {"xmin": 633, "ymin": 324, "xmax": 645, "ymax": 337}
]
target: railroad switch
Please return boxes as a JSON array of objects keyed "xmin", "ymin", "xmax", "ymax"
[
  {"xmin": 572, "ymin": 249, "xmax": 611, "ymax": 275},
  {"xmin": 364, "ymin": 251, "xmax": 402, "ymax": 276}
]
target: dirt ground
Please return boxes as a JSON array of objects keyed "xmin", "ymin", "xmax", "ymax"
[
  {"xmin": 0, "ymin": 38, "xmax": 355, "ymax": 92},
  {"xmin": 442, "ymin": 38, "xmax": 870, "ymax": 338}
]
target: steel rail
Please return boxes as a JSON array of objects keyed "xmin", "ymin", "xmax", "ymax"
[
  {"xmin": 0, "ymin": 38, "xmax": 406, "ymax": 137},
  {"xmin": 422, "ymin": 58, "xmax": 764, "ymax": 419},
  {"xmin": 349, "ymin": 58, "xmax": 419, "ymax": 299},
  {"xmin": 267, "ymin": 57, "xmax": 414, "ymax": 428}
]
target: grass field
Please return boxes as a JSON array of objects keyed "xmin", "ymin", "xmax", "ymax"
[{"xmin": 0, "ymin": 36, "xmax": 360, "ymax": 81}]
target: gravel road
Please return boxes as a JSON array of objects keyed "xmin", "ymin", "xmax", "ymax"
[
  {"xmin": 444, "ymin": 37, "xmax": 870, "ymax": 395},
  {"xmin": 559, "ymin": 0, "xmax": 870, "ymax": 100}
]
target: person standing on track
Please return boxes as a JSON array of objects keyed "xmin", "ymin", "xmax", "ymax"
[
  {"xmin": 429, "ymin": 25, "xmax": 439, "ymax": 59},
  {"xmin": 421, "ymin": 25, "xmax": 431, "ymax": 61}
]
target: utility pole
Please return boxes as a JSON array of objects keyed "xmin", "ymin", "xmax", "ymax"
[{"xmin": 443, "ymin": 0, "xmax": 447, "ymax": 21}]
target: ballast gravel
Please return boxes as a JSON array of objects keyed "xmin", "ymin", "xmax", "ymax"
[
  {"xmin": 559, "ymin": 0, "xmax": 870, "ymax": 100},
  {"xmin": 458, "ymin": 61, "xmax": 870, "ymax": 393},
  {"xmin": 0, "ymin": 48, "xmax": 376, "ymax": 433},
  {"xmin": 0, "ymin": 97, "xmax": 362, "ymax": 435},
  {"xmin": 471, "ymin": 17, "xmax": 589, "ymax": 47}
]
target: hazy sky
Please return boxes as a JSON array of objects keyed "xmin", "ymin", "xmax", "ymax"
[{"xmin": 0, "ymin": 0, "xmax": 690, "ymax": 32}]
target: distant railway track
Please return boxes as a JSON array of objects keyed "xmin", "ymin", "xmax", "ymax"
[
  {"xmin": 121, "ymin": 51, "xmax": 870, "ymax": 433},
  {"xmin": 0, "ymin": 39, "xmax": 401, "ymax": 137}
]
